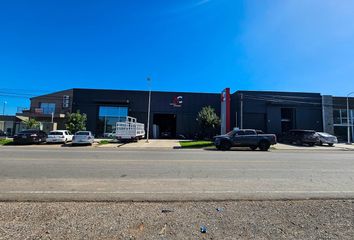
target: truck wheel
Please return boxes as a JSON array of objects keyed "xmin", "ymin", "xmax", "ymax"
[
  {"xmin": 259, "ymin": 141, "xmax": 270, "ymax": 151},
  {"xmin": 220, "ymin": 141, "xmax": 231, "ymax": 151},
  {"xmin": 250, "ymin": 146, "xmax": 257, "ymax": 151}
]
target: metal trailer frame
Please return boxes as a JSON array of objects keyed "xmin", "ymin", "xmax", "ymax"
[{"xmin": 116, "ymin": 116, "xmax": 145, "ymax": 142}]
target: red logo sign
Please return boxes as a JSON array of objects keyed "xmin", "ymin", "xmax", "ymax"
[{"xmin": 170, "ymin": 96, "xmax": 183, "ymax": 107}]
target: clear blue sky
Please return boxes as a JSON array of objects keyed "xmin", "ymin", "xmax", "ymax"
[{"xmin": 1, "ymin": 0, "xmax": 354, "ymax": 114}]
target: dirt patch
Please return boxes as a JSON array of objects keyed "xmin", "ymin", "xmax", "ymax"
[{"xmin": 0, "ymin": 200, "xmax": 353, "ymax": 239}]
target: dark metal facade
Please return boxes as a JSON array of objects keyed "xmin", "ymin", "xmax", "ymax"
[
  {"xmin": 72, "ymin": 88, "xmax": 221, "ymax": 138},
  {"xmin": 25, "ymin": 88, "xmax": 333, "ymax": 137},
  {"xmin": 232, "ymin": 91, "xmax": 324, "ymax": 135}
]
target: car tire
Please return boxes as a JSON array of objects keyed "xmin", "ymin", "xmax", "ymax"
[
  {"xmin": 250, "ymin": 146, "xmax": 257, "ymax": 151},
  {"xmin": 220, "ymin": 141, "xmax": 231, "ymax": 151},
  {"xmin": 308, "ymin": 143, "xmax": 315, "ymax": 147},
  {"xmin": 328, "ymin": 143, "xmax": 334, "ymax": 147},
  {"xmin": 319, "ymin": 141, "xmax": 323, "ymax": 146},
  {"xmin": 258, "ymin": 141, "xmax": 270, "ymax": 151},
  {"xmin": 296, "ymin": 140, "xmax": 303, "ymax": 146}
]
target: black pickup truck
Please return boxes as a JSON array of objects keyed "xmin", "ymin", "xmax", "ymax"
[{"xmin": 214, "ymin": 129, "xmax": 277, "ymax": 151}]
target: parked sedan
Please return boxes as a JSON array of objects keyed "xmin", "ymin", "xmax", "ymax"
[
  {"xmin": 72, "ymin": 131, "xmax": 94, "ymax": 145},
  {"xmin": 281, "ymin": 129, "xmax": 319, "ymax": 146},
  {"xmin": 316, "ymin": 132, "xmax": 338, "ymax": 146},
  {"xmin": 46, "ymin": 130, "xmax": 73, "ymax": 144},
  {"xmin": 13, "ymin": 129, "xmax": 47, "ymax": 144}
]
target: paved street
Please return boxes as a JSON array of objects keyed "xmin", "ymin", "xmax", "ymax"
[{"xmin": 0, "ymin": 146, "xmax": 354, "ymax": 201}]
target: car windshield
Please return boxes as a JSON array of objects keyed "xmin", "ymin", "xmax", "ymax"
[
  {"xmin": 76, "ymin": 132, "xmax": 90, "ymax": 136},
  {"xmin": 49, "ymin": 132, "xmax": 63, "ymax": 135},
  {"xmin": 318, "ymin": 132, "xmax": 332, "ymax": 137},
  {"xmin": 226, "ymin": 131, "xmax": 235, "ymax": 136}
]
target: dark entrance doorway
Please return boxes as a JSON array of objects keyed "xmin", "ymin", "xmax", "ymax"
[
  {"xmin": 153, "ymin": 114, "xmax": 176, "ymax": 139},
  {"xmin": 281, "ymin": 108, "xmax": 296, "ymax": 132}
]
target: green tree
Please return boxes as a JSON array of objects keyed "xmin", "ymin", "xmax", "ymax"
[
  {"xmin": 65, "ymin": 111, "xmax": 87, "ymax": 134},
  {"xmin": 196, "ymin": 106, "xmax": 220, "ymax": 139},
  {"xmin": 23, "ymin": 118, "xmax": 40, "ymax": 129}
]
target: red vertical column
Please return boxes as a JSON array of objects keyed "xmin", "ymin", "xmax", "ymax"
[{"xmin": 225, "ymin": 88, "xmax": 231, "ymax": 132}]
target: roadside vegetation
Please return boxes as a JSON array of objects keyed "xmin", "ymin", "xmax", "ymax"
[
  {"xmin": 23, "ymin": 118, "xmax": 40, "ymax": 129},
  {"xmin": 179, "ymin": 140, "xmax": 214, "ymax": 149},
  {"xmin": 0, "ymin": 139, "xmax": 13, "ymax": 145},
  {"xmin": 98, "ymin": 140, "xmax": 111, "ymax": 145},
  {"xmin": 196, "ymin": 106, "xmax": 220, "ymax": 140},
  {"xmin": 65, "ymin": 111, "xmax": 87, "ymax": 133}
]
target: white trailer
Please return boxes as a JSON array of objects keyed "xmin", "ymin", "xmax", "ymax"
[{"xmin": 116, "ymin": 116, "xmax": 145, "ymax": 142}]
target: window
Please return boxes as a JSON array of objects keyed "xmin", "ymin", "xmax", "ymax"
[
  {"xmin": 98, "ymin": 106, "xmax": 128, "ymax": 135},
  {"xmin": 244, "ymin": 130, "xmax": 256, "ymax": 135},
  {"xmin": 76, "ymin": 132, "xmax": 90, "ymax": 135},
  {"xmin": 235, "ymin": 130, "xmax": 245, "ymax": 136},
  {"xmin": 49, "ymin": 132, "xmax": 63, "ymax": 135},
  {"xmin": 40, "ymin": 103, "xmax": 55, "ymax": 114},
  {"xmin": 63, "ymin": 95, "xmax": 70, "ymax": 108},
  {"xmin": 99, "ymin": 106, "xmax": 128, "ymax": 117},
  {"xmin": 333, "ymin": 109, "xmax": 341, "ymax": 124},
  {"xmin": 333, "ymin": 109, "xmax": 354, "ymax": 125}
]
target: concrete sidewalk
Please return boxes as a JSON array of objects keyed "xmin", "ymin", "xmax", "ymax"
[{"xmin": 97, "ymin": 139, "xmax": 181, "ymax": 149}]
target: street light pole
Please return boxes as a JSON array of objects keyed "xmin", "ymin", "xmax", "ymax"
[
  {"xmin": 146, "ymin": 77, "xmax": 152, "ymax": 143},
  {"xmin": 347, "ymin": 92, "xmax": 354, "ymax": 144},
  {"xmin": 2, "ymin": 101, "xmax": 7, "ymax": 115}
]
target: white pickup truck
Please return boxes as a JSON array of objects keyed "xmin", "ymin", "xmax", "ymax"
[{"xmin": 116, "ymin": 116, "xmax": 145, "ymax": 142}]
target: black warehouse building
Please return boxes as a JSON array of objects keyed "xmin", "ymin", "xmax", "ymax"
[
  {"xmin": 232, "ymin": 91, "xmax": 323, "ymax": 134},
  {"xmin": 19, "ymin": 88, "xmax": 354, "ymax": 141}
]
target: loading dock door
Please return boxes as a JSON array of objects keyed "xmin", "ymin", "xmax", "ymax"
[{"xmin": 153, "ymin": 114, "xmax": 176, "ymax": 139}]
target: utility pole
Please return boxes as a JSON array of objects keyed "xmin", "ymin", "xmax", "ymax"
[
  {"xmin": 347, "ymin": 92, "xmax": 354, "ymax": 144},
  {"xmin": 240, "ymin": 94, "xmax": 243, "ymax": 129},
  {"xmin": 2, "ymin": 101, "xmax": 7, "ymax": 115},
  {"xmin": 146, "ymin": 77, "xmax": 152, "ymax": 143}
]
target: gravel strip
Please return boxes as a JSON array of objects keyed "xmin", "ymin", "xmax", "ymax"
[{"xmin": 0, "ymin": 200, "xmax": 353, "ymax": 239}]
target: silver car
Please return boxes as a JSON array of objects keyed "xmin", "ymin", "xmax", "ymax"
[
  {"xmin": 72, "ymin": 131, "xmax": 94, "ymax": 145},
  {"xmin": 316, "ymin": 132, "xmax": 338, "ymax": 146}
]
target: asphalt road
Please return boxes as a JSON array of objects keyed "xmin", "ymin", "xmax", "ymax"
[{"xmin": 1, "ymin": 146, "xmax": 354, "ymax": 201}]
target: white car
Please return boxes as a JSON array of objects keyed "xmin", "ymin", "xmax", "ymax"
[
  {"xmin": 104, "ymin": 131, "xmax": 116, "ymax": 138},
  {"xmin": 46, "ymin": 130, "xmax": 73, "ymax": 143},
  {"xmin": 72, "ymin": 131, "xmax": 94, "ymax": 145},
  {"xmin": 316, "ymin": 132, "xmax": 338, "ymax": 146}
]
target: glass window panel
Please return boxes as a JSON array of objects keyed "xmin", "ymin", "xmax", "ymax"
[
  {"xmin": 333, "ymin": 109, "xmax": 341, "ymax": 124},
  {"xmin": 341, "ymin": 109, "xmax": 348, "ymax": 124},
  {"xmin": 341, "ymin": 109, "xmax": 347, "ymax": 119},
  {"xmin": 99, "ymin": 106, "xmax": 128, "ymax": 118},
  {"xmin": 40, "ymin": 103, "xmax": 55, "ymax": 114},
  {"xmin": 98, "ymin": 106, "xmax": 128, "ymax": 134}
]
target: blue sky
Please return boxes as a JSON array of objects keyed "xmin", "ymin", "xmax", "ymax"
[{"xmin": 1, "ymin": 0, "xmax": 354, "ymax": 114}]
